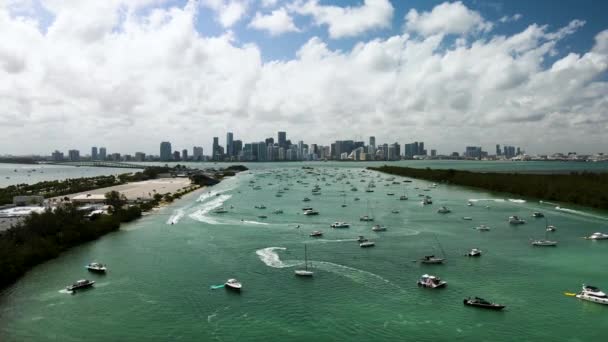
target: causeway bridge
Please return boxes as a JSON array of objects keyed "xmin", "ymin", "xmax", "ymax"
[{"xmin": 41, "ymin": 161, "xmax": 146, "ymax": 169}]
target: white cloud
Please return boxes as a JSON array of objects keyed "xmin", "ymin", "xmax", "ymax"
[
  {"xmin": 294, "ymin": 0, "xmax": 393, "ymax": 39},
  {"xmin": 499, "ymin": 13, "xmax": 522, "ymax": 23},
  {"xmin": 201, "ymin": 0, "xmax": 248, "ymax": 28},
  {"xmin": 0, "ymin": 1, "xmax": 607, "ymax": 155},
  {"xmin": 249, "ymin": 8, "xmax": 299, "ymax": 36},
  {"xmin": 405, "ymin": 1, "xmax": 492, "ymax": 37}
]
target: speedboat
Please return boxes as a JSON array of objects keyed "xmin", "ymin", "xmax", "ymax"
[
  {"xmin": 463, "ymin": 297, "xmax": 505, "ymax": 310},
  {"xmin": 466, "ymin": 248, "xmax": 482, "ymax": 257},
  {"xmin": 546, "ymin": 225, "xmax": 556, "ymax": 232},
  {"xmin": 303, "ymin": 209, "xmax": 319, "ymax": 216},
  {"xmin": 420, "ymin": 255, "xmax": 444, "ymax": 264},
  {"xmin": 310, "ymin": 231, "xmax": 323, "ymax": 237},
  {"xmin": 86, "ymin": 262, "xmax": 107, "ymax": 273},
  {"xmin": 400, "ymin": 195, "xmax": 408, "ymax": 200},
  {"xmin": 585, "ymin": 232, "xmax": 608, "ymax": 240},
  {"xmin": 357, "ymin": 236, "xmax": 368, "ymax": 243},
  {"xmin": 359, "ymin": 241, "xmax": 375, "ymax": 248},
  {"xmin": 475, "ymin": 224, "xmax": 491, "ymax": 231},
  {"xmin": 225, "ymin": 278, "xmax": 242, "ymax": 291},
  {"xmin": 372, "ymin": 225, "xmax": 387, "ymax": 232},
  {"xmin": 437, "ymin": 206, "xmax": 451, "ymax": 214},
  {"xmin": 576, "ymin": 284, "xmax": 608, "ymax": 305},
  {"xmin": 417, "ymin": 274, "xmax": 446, "ymax": 288},
  {"xmin": 531, "ymin": 239, "xmax": 558, "ymax": 246},
  {"xmin": 509, "ymin": 216, "xmax": 526, "ymax": 225},
  {"xmin": 467, "ymin": 201, "xmax": 473, "ymax": 206},
  {"xmin": 331, "ymin": 222, "xmax": 350, "ymax": 228},
  {"xmin": 359, "ymin": 215, "xmax": 374, "ymax": 222},
  {"xmin": 532, "ymin": 212, "xmax": 544, "ymax": 218},
  {"xmin": 66, "ymin": 279, "xmax": 95, "ymax": 292}
]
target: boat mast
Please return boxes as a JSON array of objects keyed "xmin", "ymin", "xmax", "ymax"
[
  {"xmin": 304, "ymin": 244, "xmax": 308, "ymax": 271},
  {"xmin": 434, "ymin": 234, "xmax": 447, "ymax": 259}
]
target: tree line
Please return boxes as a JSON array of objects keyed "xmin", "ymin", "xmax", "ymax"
[{"xmin": 369, "ymin": 166, "xmax": 608, "ymax": 210}]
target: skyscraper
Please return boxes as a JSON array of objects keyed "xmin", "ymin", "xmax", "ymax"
[
  {"xmin": 278, "ymin": 131, "xmax": 286, "ymax": 148},
  {"xmin": 226, "ymin": 132, "xmax": 234, "ymax": 157},
  {"xmin": 182, "ymin": 149, "xmax": 188, "ymax": 161},
  {"xmin": 496, "ymin": 144, "xmax": 501, "ymax": 156},
  {"xmin": 68, "ymin": 149, "xmax": 80, "ymax": 161},
  {"xmin": 91, "ymin": 147, "xmax": 98, "ymax": 160},
  {"xmin": 160, "ymin": 141, "xmax": 172, "ymax": 161},
  {"xmin": 99, "ymin": 147, "xmax": 106, "ymax": 160},
  {"xmin": 193, "ymin": 146, "xmax": 203, "ymax": 161},
  {"xmin": 212, "ymin": 137, "xmax": 219, "ymax": 160},
  {"xmin": 369, "ymin": 136, "xmax": 375, "ymax": 150}
]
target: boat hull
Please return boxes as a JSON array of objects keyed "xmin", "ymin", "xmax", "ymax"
[
  {"xmin": 294, "ymin": 270, "xmax": 314, "ymax": 277},
  {"xmin": 463, "ymin": 300, "xmax": 505, "ymax": 310},
  {"xmin": 576, "ymin": 294, "xmax": 608, "ymax": 305}
]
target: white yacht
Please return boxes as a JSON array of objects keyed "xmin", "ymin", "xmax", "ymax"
[
  {"xmin": 532, "ymin": 212, "xmax": 544, "ymax": 218},
  {"xmin": 303, "ymin": 209, "xmax": 319, "ymax": 216},
  {"xmin": 462, "ymin": 216, "xmax": 473, "ymax": 220},
  {"xmin": 475, "ymin": 224, "xmax": 491, "ymax": 231},
  {"xmin": 331, "ymin": 222, "xmax": 350, "ymax": 228},
  {"xmin": 225, "ymin": 278, "xmax": 242, "ymax": 291},
  {"xmin": 509, "ymin": 216, "xmax": 526, "ymax": 225},
  {"xmin": 417, "ymin": 274, "xmax": 447, "ymax": 288},
  {"xmin": 531, "ymin": 239, "xmax": 558, "ymax": 246},
  {"xmin": 372, "ymin": 224, "xmax": 387, "ymax": 232},
  {"xmin": 467, "ymin": 201, "xmax": 473, "ymax": 206},
  {"xmin": 359, "ymin": 215, "xmax": 374, "ymax": 222},
  {"xmin": 420, "ymin": 255, "xmax": 444, "ymax": 264},
  {"xmin": 576, "ymin": 284, "xmax": 608, "ymax": 305},
  {"xmin": 585, "ymin": 232, "xmax": 608, "ymax": 240},
  {"xmin": 86, "ymin": 262, "xmax": 107, "ymax": 273},
  {"xmin": 466, "ymin": 248, "xmax": 482, "ymax": 257},
  {"xmin": 359, "ymin": 241, "xmax": 375, "ymax": 248},
  {"xmin": 437, "ymin": 206, "xmax": 451, "ymax": 214}
]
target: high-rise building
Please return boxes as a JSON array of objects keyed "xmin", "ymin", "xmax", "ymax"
[
  {"xmin": 419, "ymin": 142, "xmax": 425, "ymax": 156},
  {"xmin": 496, "ymin": 144, "xmax": 501, "ymax": 156},
  {"xmin": 99, "ymin": 147, "xmax": 106, "ymax": 160},
  {"xmin": 52, "ymin": 150, "xmax": 64, "ymax": 161},
  {"xmin": 182, "ymin": 149, "xmax": 188, "ymax": 161},
  {"xmin": 68, "ymin": 149, "xmax": 80, "ymax": 161},
  {"xmin": 226, "ymin": 132, "xmax": 234, "ymax": 157},
  {"xmin": 465, "ymin": 146, "xmax": 482, "ymax": 159},
  {"xmin": 431, "ymin": 149, "xmax": 437, "ymax": 157},
  {"xmin": 265, "ymin": 137, "xmax": 274, "ymax": 146},
  {"xmin": 234, "ymin": 140, "xmax": 243, "ymax": 158},
  {"xmin": 160, "ymin": 141, "xmax": 172, "ymax": 161},
  {"xmin": 91, "ymin": 147, "xmax": 98, "ymax": 160},
  {"xmin": 193, "ymin": 146, "xmax": 203, "ymax": 161},
  {"xmin": 369, "ymin": 136, "xmax": 375, "ymax": 150},
  {"xmin": 257, "ymin": 142, "xmax": 267, "ymax": 161},
  {"xmin": 135, "ymin": 152, "xmax": 146, "ymax": 161},
  {"xmin": 212, "ymin": 137, "xmax": 219, "ymax": 160},
  {"xmin": 173, "ymin": 151, "xmax": 181, "ymax": 161},
  {"xmin": 278, "ymin": 131, "xmax": 286, "ymax": 148}
]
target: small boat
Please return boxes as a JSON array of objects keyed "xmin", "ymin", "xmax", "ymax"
[
  {"xmin": 532, "ymin": 212, "xmax": 544, "ymax": 218},
  {"xmin": 475, "ymin": 224, "xmax": 490, "ymax": 231},
  {"xmin": 254, "ymin": 205, "xmax": 266, "ymax": 209},
  {"xmin": 420, "ymin": 255, "xmax": 444, "ymax": 264},
  {"xmin": 225, "ymin": 278, "xmax": 242, "ymax": 291},
  {"xmin": 421, "ymin": 197, "xmax": 433, "ymax": 205},
  {"xmin": 437, "ymin": 206, "xmax": 451, "ymax": 214},
  {"xmin": 303, "ymin": 198, "xmax": 311, "ymax": 202},
  {"xmin": 295, "ymin": 245, "xmax": 314, "ymax": 277},
  {"xmin": 258, "ymin": 215, "xmax": 268, "ymax": 219},
  {"xmin": 463, "ymin": 297, "xmax": 505, "ymax": 310},
  {"xmin": 303, "ymin": 209, "xmax": 319, "ymax": 216},
  {"xmin": 359, "ymin": 241, "xmax": 375, "ymax": 248},
  {"xmin": 372, "ymin": 224, "xmax": 387, "ymax": 232},
  {"xmin": 467, "ymin": 201, "xmax": 473, "ymax": 206},
  {"xmin": 508, "ymin": 216, "xmax": 526, "ymax": 225},
  {"xmin": 331, "ymin": 222, "xmax": 350, "ymax": 228},
  {"xmin": 391, "ymin": 210, "xmax": 400, "ymax": 214},
  {"xmin": 576, "ymin": 284, "xmax": 608, "ymax": 305},
  {"xmin": 354, "ymin": 197, "xmax": 360, "ymax": 201},
  {"xmin": 387, "ymin": 193, "xmax": 395, "ymax": 196},
  {"xmin": 462, "ymin": 216, "xmax": 473, "ymax": 220},
  {"xmin": 302, "ymin": 207, "xmax": 313, "ymax": 211},
  {"xmin": 213, "ymin": 207, "xmax": 228, "ymax": 214},
  {"xmin": 417, "ymin": 274, "xmax": 446, "ymax": 288},
  {"xmin": 466, "ymin": 248, "xmax": 482, "ymax": 257},
  {"xmin": 357, "ymin": 236, "xmax": 368, "ymax": 243},
  {"xmin": 399, "ymin": 195, "xmax": 408, "ymax": 201},
  {"xmin": 585, "ymin": 232, "xmax": 608, "ymax": 240},
  {"xmin": 531, "ymin": 239, "xmax": 557, "ymax": 246},
  {"xmin": 86, "ymin": 262, "xmax": 107, "ymax": 273},
  {"xmin": 273, "ymin": 209, "xmax": 284, "ymax": 214},
  {"xmin": 66, "ymin": 279, "xmax": 95, "ymax": 292},
  {"xmin": 546, "ymin": 225, "xmax": 556, "ymax": 232},
  {"xmin": 359, "ymin": 215, "xmax": 374, "ymax": 222},
  {"xmin": 310, "ymin": 231, "xmax": 323, "ymax": 237}
]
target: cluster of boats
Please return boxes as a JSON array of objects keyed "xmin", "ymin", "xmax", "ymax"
[{"xmin": 65, "ymin": 262, "xmax": 107, "ymax": 293}]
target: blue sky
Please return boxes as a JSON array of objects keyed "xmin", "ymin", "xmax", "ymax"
[{"xmin": 1, "ymin": 0, "xmax": 607, "ymax": 155}]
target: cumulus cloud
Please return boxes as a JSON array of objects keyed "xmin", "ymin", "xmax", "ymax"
[
  {"xmin": 499, "ymin": 13, "xmax": 522, "ymax": 23},
  {"xmin": 405, "ymin": 1, "xmax": 492, "ymax": 36},
  {"xmin": 201, "ymin": 0, "xmax": 248, "ymax": 28},
  {"xmin": 294, "ymin": 0, "xmax": 393, "ymax": 39},
  {"xmin": 249, "ymin": 8, "xmax": 299, "ymax": 36},
  {"xmin": 0, "ymin": 1, "xmax": 607, "ymax": 155}
]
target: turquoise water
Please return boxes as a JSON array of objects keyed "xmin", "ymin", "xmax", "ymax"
[{"xmin": 1, "ymin": 165, "xmax": 608, "ymax": 341}]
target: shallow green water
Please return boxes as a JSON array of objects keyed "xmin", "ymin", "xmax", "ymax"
[{"xmin": 1, "ymin": 165, "xmax": 608, "ymax": 341}]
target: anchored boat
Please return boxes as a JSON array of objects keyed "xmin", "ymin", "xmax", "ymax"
[
  {"xmin": 463, "ymin": 297, "xmax": 505, "ymax": 310},
  {"xmin": 576, "ymin": 284, "xmax": 608, "ymax": 305}
]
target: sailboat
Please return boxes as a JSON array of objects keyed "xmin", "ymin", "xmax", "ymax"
[
  {"xmin": 295, "ymin": 244, "xmax": 314, "ymax": 277},
  {"xmin": 420, "ymin": 234, "xmax": 446, "ymax": 264},
  {"xmin": 531, "ymin": 217, "xmax": 558, "ymax": 246},
  {"xmin": 400, "ymin": 184, "xmax": 408, "ymax": 200},
  {"xmin": 359, "ymin": 200, "xmax": 374, "ymax": 222}
]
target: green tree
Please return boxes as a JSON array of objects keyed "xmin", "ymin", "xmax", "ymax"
[{"xmin": 105, "ymin": 191, "xmax": 127, "ymax": 213}]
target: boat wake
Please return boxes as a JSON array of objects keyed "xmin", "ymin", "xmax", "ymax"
[
  {"xmin": 508, "ymin": 199, "xmax": 526, "ymax": 203},
  {"xmin": 189, "ymin": 194, "xmax": 232, "ymax": 224},
  {"xmin": 255, "ymin": 247, "xmax": 300, "ymax": 268},
  {"xmin": 555, "ymin": 206, "xmax": 608, "ymax": 220},
  {"xmin": 313, "ymin": 261, "xmax": 402, "ymax": 291},
  {"xmin": 307, "ymin": 238, "xmax": 358, "ymax": 243},
  {"xmin": 468, "ymin": 198, "xmax": 505, "ymax": 203},
  {"xmin": 242, "ymin": 220, "xmax": 269, "ymax": 225},
  {"xmin": 167, "ymin": 208, "xmax": 185, "ymax": 225},
  {"xmin": 58, "ymin": 289, "xmax": 72, "ymax": 294}
]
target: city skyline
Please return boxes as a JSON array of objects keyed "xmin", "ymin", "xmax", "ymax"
[{"xmin": 1, "ymin": 1, "xmax": 607, "ymax": 155}]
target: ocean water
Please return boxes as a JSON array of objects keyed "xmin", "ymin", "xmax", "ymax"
[{"xmin": 1, "ymin": 165, "xmax": 608, "ymax": 341}]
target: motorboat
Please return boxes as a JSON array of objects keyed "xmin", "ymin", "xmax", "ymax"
[
  {"xmin": 357, "ymin": 236, "xmax": 368, "ymax": 243},
  {"xmin": 225, "ymin": 278, "xmax": 242, "ymax": 291},
  {"xmin": 546, "ymin": 225, "xmax": 556, "ymax": 232},
  {"xmin": 66, "ymin": 279, "xmax": 95, "ymax": 292},
  {"xmin": 354, "ymin": 197, "xmax": 360, "ymax": 201},
  {"xmin": 466, "ymin": 248, "xmax": 482, "ymax": 257},
  {"xmin": 576, "ymin": 284, "xmax": 608, "ymax": 305},
  {"xmin": 359, "ymin": 215, "xmax": 374, "ymax": 222},
  {"xmin": 532, "ymin": 212, "xmax": 544, "ymax": 218},
  {"xmin": 302, "ymin": 207, "xmax": 313, "ymax": 211},
  {"xmin": 303, "ymin": 197, "xmax": 311, "ymax": 202},
  {"xmin": 303, "ymin": 209, "xmax": 319, "ymax": 216},
  {"xmin": 467, "ymin": 201, "xmax": 473, "ymax": 206},
  {"xmin": 462, "ymin": 217, "xmax": 473, "ymax": 220},
  {"xmin": 421, "ymin": 197, "xmax": 433, "ymax": 205},
  {"xmin": 508, "ymin": 216, "xmax": 526, "ymax": 225},
  {"xmin": 531, "ymin": 239, "xmax": 557, "ymax": 246},
  {"xmin": 437, "ymin": 206, "xmax": 451, "ymax": 214},
  {"xmin": 331, "ymin": 222, "xmax": 350, "ymax": 228},
  {"xmin": 400, "ymin": 195, "xmax": 408, "ymax": 200},
  {"xmin": 387, "ymin": 193, "xmax": 395, "ymax": 196},
  {"xmin": 359, "ymin": 241, "xmax": 375, "ymax": 248},
  {"xmin": 372, "ymin": 225, "xmax": 387, "ymax": 232},
  {"xmin": 273, "ymin": 209, "xmax": 284, "ymax": 214},
  {"xmin": 420, "ymin": 255, "xmax": 444, "ymax": 264},
  {"xmin": 463, "ymin": 297, "xmax": 505, "ymax": 310},
  {"xmin": 391, "ymin": 210, "xmax": 400, "ymax": 214},
  {"xmin": 310, "ymin": 231, "xmax": 323, "ymax": 237},
  {"xmin": 254, "ymin": 205, "xmax": 266, "ymax": 209},
  {"xmin": 475, "ymin": 224, "xmax": 491, "ymax": 231},
  {"xmin": 258, "ymin": 215, "xmax": 268, "ymax": 219},
  {"xmin": 417, "ymin": 274, "xmax": 446, "ymax": 288},
  {"xmin": 86, "ymin": 262, "xmax": 107, "ymax": 273},
  {"xmin": 585, "ymin": 232, "xmax": 608, "ymax": 240}
]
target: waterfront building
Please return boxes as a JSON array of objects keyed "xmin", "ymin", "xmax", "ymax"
[
  {"xmin": 212, "ymin": 137, "xmax": 219, "ymax": 160},
  {"xmin": 193, "ymin": 146, "xmax": 203, "ymax": 161},
  {"xmin": 51, "ymin": 150, "xmax": 64, "ymax": 161},
  {"xmin": 99, "ymin": 147, "xmax": 106, "ymax": 160},
  {"xmin": 431, "ymin": 149, "xmax": 437, "ymax": 157},
  {"xmin": 278, "ymin": 147, "xmax": 285, "ymax": 161},
  {"xmin": 91, "ymin": 147, "xmax": 98, "ymax": 160},
  {"xmin": 234, "ymin": 140, "xmax": 242, "ymax": 157},
  {"xmin": 226, "ymin": 132, "xmax": 234, "ymax": 158},
  {"xmin": 465, "ymin": 146, "xmax": 482, "ymax": 159},
  {"xmin": 278, "ymin": 131, "xmax": 286, "ymax": 149},
  {"xmin": 110, "ymin": 153, "xmax": 121, "ymax": 161},
  {"xmin": 173, "ymin": 151, "xmax": 181, "ymax": 161},
  {"xmin": 369, "ymin": 136, "xmax": 375, "ymax": 151},
  {"xmin": 496, "ymin": 144, "xmax": 501, "ymax": 156},
  {"xmin": 160, "ymin": 141, "xmax": 172, "ymax": 161},
  {"xmin": 68, "ymin": 149, "xmax": 80, "ymax": 162},
  {"xmin": 135, "ymin": 152, "xmax": 146, "ymax": 161},
  {"xmin": 182, "ymin": 149, "xmax": 188, "ymax": 161}
]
